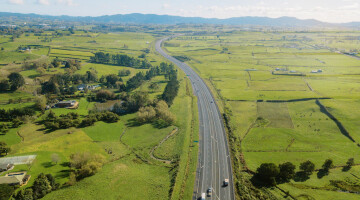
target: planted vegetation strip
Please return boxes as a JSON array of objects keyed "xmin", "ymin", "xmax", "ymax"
[{"xmin": 315, "ymin": 99, "xmax": 356, "ymax": 143}]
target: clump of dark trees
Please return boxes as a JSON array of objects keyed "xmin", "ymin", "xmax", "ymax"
[
  {"xmin": 254, "ymin": 158, "xmax": 355, "ymax": 187},
  {"xmin": 41, "ymin": 70, "xmax": 98, "ymax": 95},
  {"xmin": 0, "ymin": 72, "xmax": 25, "ymax": 92},
  {"xmin": 0, "ymin": 107, "xmax": 35, "ymax": 122},
  {"xmin": 13, "ymin": 173, "xmax": 59, "ymax": 200},
  {"xmin": 0, "ymin": 141, "xmax": 10, "ymax": 156},
  {"xmin": 90, "ymin": 52, "xmax": 152, "ymax": 69},
  {"xmin": 0, "ymin": 107, "xmax": 34, "ymax": 134},
  {"xmin": 43, "ymin": 110, "xmax": 119, "ymax": 131}
]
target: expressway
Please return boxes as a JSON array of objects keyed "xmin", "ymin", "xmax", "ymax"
[{"xmin": 155, "ymin": 37, "xmax": 235, "ymax": 200}]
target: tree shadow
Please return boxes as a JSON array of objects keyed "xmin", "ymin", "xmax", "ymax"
[
  {"xmin": 41, "ymin": 162, "xmax": 54, "ymax": 168},
  {"xmin": 125, "ymin": 118, "xmax": 143, "ymax": 127},
  {"xmin": 293, "ymin": 171, "xmax": 310, "ymax": 182},
  {"xmin": 249, "ymin": 174, "xmax": 273, "ymax": 188},
  {"xmin": 317, "ymin": 169, "xmax": 329, "ymax": 179},
  {"xmin": 152, "ymin": 121, "xmax": 171, "ymax": 129},
  {"xmin": 56, "ymin": 169, "xmax": 72, "ymax": 179},
  {"xmin": 342, "ymin": 166, "xmax": 351, "ymax": 172},
  {"xmin": 60, "ymin": 162, "xmax": 70, "ymax": 167}
]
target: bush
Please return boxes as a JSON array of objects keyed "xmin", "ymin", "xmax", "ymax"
[
  {"xmin": 137, "ymin": 106, "xmax": 156, "ymax": 123},
  {"xmin": 70, "ymin": 152, "xmax": 105, "ymax": 180},
  {"xmin": 155, "ymin": 101, "xmax": 176, "ymax": 126},
  {"xmin": 95, "ymin": 90, "xmax": 116, "ymax": 102}
]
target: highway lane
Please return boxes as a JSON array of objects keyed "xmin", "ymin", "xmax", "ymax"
[{"xmin": 155, "ymin": 37, "xmax": 235, "ymax": 200}]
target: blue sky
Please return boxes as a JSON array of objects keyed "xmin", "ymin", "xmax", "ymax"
[{"xmin": 1, "ymin": 0, "xmax": 360, "ymax": 23}]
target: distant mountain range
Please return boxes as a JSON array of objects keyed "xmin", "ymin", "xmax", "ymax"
[{"xmin": 0, "ymin": 12, "xmax": 358, "ymax": 27}]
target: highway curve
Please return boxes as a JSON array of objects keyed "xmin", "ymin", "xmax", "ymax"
[{"xmin": 155, "ymin": 37, "xmax": 235, "ymax": 200}]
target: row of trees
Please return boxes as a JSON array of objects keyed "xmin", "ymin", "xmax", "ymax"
[
  {"xmin": 255, "ymin": 158, "xmax": 355, "ymax": 186},
  {"xmin": 161, "ymin": 70, "xmax": 179, "ymax": 106},
  {"xmin": 23, "ymin": 57, "xmax": 81, "ymax": 75},
  {"xmin": 90, "ymin": 52, "xmax": 152, "ymax": 69},
  {"xmin": 0, "ymin": 119, "xmax": 23, "ymax": 134},
  {"xmin": 43, "ymin": 111, "xmax": 119, "ymax": 131},
  {"xmin": 0, "ymin": 72, "xmax": 25, "ymax": 92},
  {"xmin": 0, "ymin": 107, "xmax": 36, "ymax": 122},
  {"xmin": 126, "ymin": 62, "xmax": 176, "ymax": 92}
]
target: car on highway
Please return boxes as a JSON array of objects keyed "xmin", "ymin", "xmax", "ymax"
[
  {"xmin": 207, "ymin": 187, "xmax": 212, "ymax": 197},
  {"xmin": 223, "ymin": 179, "xmax": 229, "ymax": 186}
]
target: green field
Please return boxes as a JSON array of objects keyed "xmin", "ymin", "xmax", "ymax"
[
  {"xmin": 166, "ymin": 31, "xmax": 360, "ymax": 199},
  {"xmin": 0, "ymin": 30, "xmax": 198, "ymax": 200}
]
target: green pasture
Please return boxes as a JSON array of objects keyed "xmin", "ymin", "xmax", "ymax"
[{"xmin": 165, "ymin": 31, "xmax": 360, "ymax": 199}]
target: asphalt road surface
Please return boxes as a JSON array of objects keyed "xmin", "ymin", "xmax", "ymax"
[{"xmin": 155, "ymin": 37, "xmax": 235, "ymax": 200}]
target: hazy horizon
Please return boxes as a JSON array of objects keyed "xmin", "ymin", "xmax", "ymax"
[{"xmin": 1, "ymin": 0, "xmax": 360, "ymax": 23}]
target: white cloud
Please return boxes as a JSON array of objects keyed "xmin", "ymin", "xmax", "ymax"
[
  {"xmin": 57, "ymin": 0, "xmax": 77, "ymax": 6},
  {"xmin": 162, "ymin": 3, "xmax": 170, "ymax": 9},
  {"xmin": 8, "ymin": 0, "xmax": 24, "ymax": 5},
  {"xmin": 172, "ymin": 3, "xmax": 360, "ymax": 23},
  {"xmin": 38, "ymin": 0, "xmax": 50, "ymax": 5}
]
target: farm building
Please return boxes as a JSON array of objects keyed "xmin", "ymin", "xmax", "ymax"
[
  {"xmin": 311, "ymin": 69, "xmax": 323, "ymax": 73},
  {"xmin": 0, "ymin": 171, "xmax": 30, "ymax": 186},
  {"xmin": 0, "ymin": 163, "xmax": 14, "ymax": 172},
  {"xmin": 55, "ymin": 100, "xmax": 78, "ymax": 108},
  {"xmin": 77, "ymin": 84, "xmax": 100, "ymax": 91}
]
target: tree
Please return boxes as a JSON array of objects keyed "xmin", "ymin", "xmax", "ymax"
[
  {"xmin": 0, "ymin": 182, "xmax": 15, "ymax": 200},
  {"xmin": 155, "ymin": 100, "xmax": 176, "ymax": 126},
  {"xmin": 346, "ymin": 158, "xmax": 354, "ymax": 168},
  {"xmin": 14, "ymin": 188, "xmax": 33, "ymax": 200},
  {"xmin": 105, "ymin": 74, "xmax": 118, "ymax": 87},
  {"xmin": 322, "ymin": 159, "xmax": 334, "ymax": 172},
  {"xmin": 0, "ymin": 123, "xmax": 9, "ymax": 134},
  {"xmin": 278, "ymin": 162, "xmax": 296, "ymax": 182},
  {"xmin": 51, "ymin": 57, "xmax": 61, "ymax": 68},
  {"xmin": 70, "ymin": 152, "xmax": 105, "ymax": 180},
  {"xmin": 51, "ymin": 153, "xmax": 60, "ymax": 165},
  {"xmin": 95, "ymin": 90, "xmax": 116, "ymax": 102},
  {"xmin": 123, "ymin": 92, "xmax": 149, "ymax": 112},
  {"xmin": 12, "ymin": 118, "xmax": 23, "ymax": 128},
  {"xmin": 32, "ymin": 173, "xmax": 52, "ymax": 199},
  {"xmin": 86, "ymin": 71, "xmax": 98, "ymax": 83},
  {"xmin": 35, "ymin": 96, "xmax": 47, "ymax": 112},
  {"xmin": 300, "ymin": 160, "xmax": 315, "ymax": 176},
  {"xmin": 41, "ymin": 80, "xmax": 59, "ymax": 94},
  {"xmin": 256, "ymin": 163, "xmax": 280, "ymax": 186},
  {"xmin": 137, "ymin": 106, "xmax": 156, "ymax": 123},
  {"xmin": 8, "ymin": 72, "xmax": 25, "ymax": 91},
  {"xmin": 148, "ymin": 82, "xmax": 159, "ymax": 91},
  {"xmin": 45, "ymin": 174, "xmax": 59, "ymax": 190},
  {"xmin": 118, "ymin": 69, "xmax": 131, "ymax": 77},
  {"xmin": 161, "ymin": 68, "xmax": 179, "ymax": 106}
]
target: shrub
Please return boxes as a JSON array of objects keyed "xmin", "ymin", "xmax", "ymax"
[
  {"xmin": 70, "ymin": 152, "xmax": 105, "ymax": 180},
  {"xmin": 300, "ymin": 160, "xmax": 315, "ymax": 176}
]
